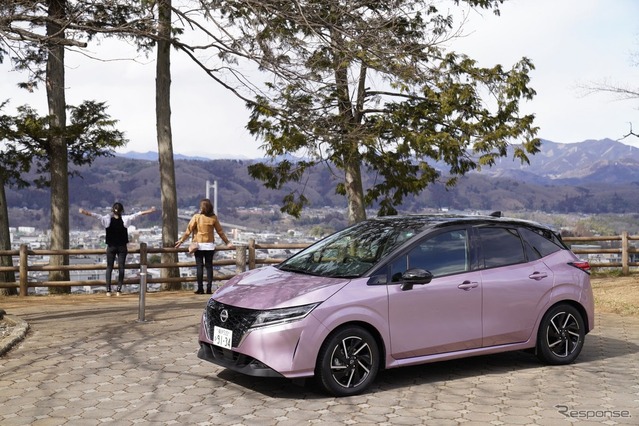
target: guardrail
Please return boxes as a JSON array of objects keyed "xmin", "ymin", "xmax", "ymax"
[
  {"xmin": 0, "ymin": 240, "xmax": 308, "ymax": 297},
  {"xmin": 1, "ymin": 233, "xmax": 638, "ymax": 298}
]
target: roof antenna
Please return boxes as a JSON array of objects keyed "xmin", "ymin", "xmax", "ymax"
[{"xmin": 489, "ymin": 211, "xmax": 502, "ymax": 218}]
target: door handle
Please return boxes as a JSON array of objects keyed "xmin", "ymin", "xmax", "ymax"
[
  {"xmin": 528, "ymin": 272, "xmax": 548, "ymax": 281},
  {"xmin": 458, "ymin": 281, "xmax": 479, "ymax": 290}
]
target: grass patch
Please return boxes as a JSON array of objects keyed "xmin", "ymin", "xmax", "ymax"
[
  {"xmin": 591, "ymin": 269, "xmax": 626, "ymax": 279},
  {"xmin": 591, "ymin": 275, "xmax": 639, "ymax": 317}
]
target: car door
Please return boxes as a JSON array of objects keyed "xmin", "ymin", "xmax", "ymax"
[
  {"xmin": 387, "ymin": 228, "xmax": 483, "ymax": 359},
  {"xmin": 476, "ymin": 225, "xmax": 554, "ymax": 346}
]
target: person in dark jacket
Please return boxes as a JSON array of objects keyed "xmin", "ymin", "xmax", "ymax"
[{"xmin": 80, "ymin": 203, "xmax": 156, "ymax": 296}]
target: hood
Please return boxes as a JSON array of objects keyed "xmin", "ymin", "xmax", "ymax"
[{"xmin": 213, "ymin": 266, "xmax": 351, "ymax": 310}]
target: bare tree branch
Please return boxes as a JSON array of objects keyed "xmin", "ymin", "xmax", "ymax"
[{"xmin": 618, "ymin": 122, "xmax": 639, "ymax": 140}]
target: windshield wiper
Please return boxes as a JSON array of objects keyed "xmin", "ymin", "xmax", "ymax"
[{"xmin": 278, "ymin": 264, "xmax": 321, "ymax": 276}]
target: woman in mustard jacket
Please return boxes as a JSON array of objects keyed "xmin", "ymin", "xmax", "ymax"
[{"xmin": 175, "ymin": 199, "xmax": 233, "ymax": 294}]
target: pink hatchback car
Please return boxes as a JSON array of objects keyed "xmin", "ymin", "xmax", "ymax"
[{"xmin": 197, "ymin": 213, "xmax": 594, "ymax": 396}]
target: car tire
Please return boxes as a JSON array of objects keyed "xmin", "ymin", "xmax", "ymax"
[
  {"xmin": 315, "ymin": 325, "xmax": 379, "ymax": 397},
  {"xmin": 536, "ymin": 304, "xmax": 585, "ymax": 365}
]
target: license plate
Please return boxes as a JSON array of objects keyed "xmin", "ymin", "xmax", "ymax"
[{"xmin": 213, "ymin": 326, "xmax": 233, "ymax": 349}]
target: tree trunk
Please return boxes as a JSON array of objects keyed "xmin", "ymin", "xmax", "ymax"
[
  {"xmin": 46, "ymin": 0, "xmax": 70, "ymax": 293},
  {"xmin": 0, "ymin": 178, "xmax": 17, "ymax": 296},
  {"xmin": 330, "ymin": 27, "xmax": 367, "ymax": 225},
  {"xmin": 334, "ymin": 60, "xmax": 366, "ymax": 223},
  {"xmin": 343, "ymin": 153, "xmax": 366, "ymax": 225},
  {"xmin": 156, "ymin": 0, "xmax": 180, "ymax": 290}
]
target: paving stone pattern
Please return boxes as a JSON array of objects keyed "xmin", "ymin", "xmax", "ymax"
[{"xmin": 0, "ymin": 293, "xmax": 638, "ymax": 425}]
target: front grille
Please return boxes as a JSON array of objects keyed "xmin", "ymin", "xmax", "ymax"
[{"xmin": 205, "ymin": 299, "xmax": 260, "ymax": 348}]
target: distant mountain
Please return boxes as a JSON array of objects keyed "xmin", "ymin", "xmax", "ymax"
[
  {"xmin": 115, "ymin": 151, "xmax": 160, "ymax": 161},
  {"xmin": 482, "ymin": 138, "xmax": 639, "ymax": 183},
  {"xmin": 7, "ymin": 138, "xmax": 639, "ymax": 230},
  {"xmin": 115, "ymin": 151, "xmax": 251, "ymax": 161},
  {"xmin": 119, "ymin": 138, "xmax": 639, "ymax": 183}
]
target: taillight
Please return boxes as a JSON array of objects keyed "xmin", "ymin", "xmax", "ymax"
[{"xmin": 569, "ymin": 261, "xmax": 591, "ymax": 274}]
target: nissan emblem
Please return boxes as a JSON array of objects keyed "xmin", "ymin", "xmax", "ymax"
[{"xmin": 220, "ymin": 309, "xmax": 229, "ymax": 323}]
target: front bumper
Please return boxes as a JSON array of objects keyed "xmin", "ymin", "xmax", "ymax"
[
  {"xmin": 197, "ymin": 342, "xmax": 284, "ymax": 378},
  {"xmin": 198, "ymin": 301, "xmax": 328, "ymax": 378}
]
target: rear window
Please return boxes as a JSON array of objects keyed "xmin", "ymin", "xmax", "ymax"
[
  {"xmin": 478, "ymin": 227, "xmax": 526, "ymax": 268},
  {"xmin": 519, "ymin": 227, "xmax": 563, "ymax": 260}
]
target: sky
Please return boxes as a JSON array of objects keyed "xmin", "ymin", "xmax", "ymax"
[{"xmin": 2, "ymin": 0, "xmax": 639, "ymax": 159}]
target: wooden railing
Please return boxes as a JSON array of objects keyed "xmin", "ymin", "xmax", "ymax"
[
  {"xmin": 0, "ymin": 240, "xmax": 308, "ymax": 297},
  {"xmin": 2, "ymin": 233, "xmax": 639, "ymax": 298},
  {"xmin": 562, "ymin": 232, "xmax": 639, "ymax": 275}
]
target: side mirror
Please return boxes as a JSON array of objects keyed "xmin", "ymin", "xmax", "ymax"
[
  {"xmin": 400, "ymin": 268, "xmax": 433, "ymax": 290},
  {"xmin": 403, "ymin": 268, "xmax": 433, "ymax": 283}
]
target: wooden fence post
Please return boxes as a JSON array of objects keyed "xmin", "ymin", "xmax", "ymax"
[
  {"xmin": 622, "ymin": 231, "xmax": 629, "ymax": 275},
  {"xmin": 235, "ymin": 245, "xmax": 247, "ymax": 274},
  {"xmin": 138, "ymin": 242, "xmax": 148, "ymax": 322},
  {"xmin": 19, "ymin": 244, "xmax": 28, "ymax": 297},
  {"xmin": 248, "ymin": 239, "xmax": 256, "ymax": 270}
]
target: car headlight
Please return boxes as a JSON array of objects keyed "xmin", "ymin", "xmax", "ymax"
[{"xmin": 251, "ymin": 303, "xmax": 320, "ymax": 329}]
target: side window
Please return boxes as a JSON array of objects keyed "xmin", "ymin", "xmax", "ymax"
[
  {"xmin": 406, "ymin": 229, "xmax": 469, "ymax": 277},
  {"xmin": 520, "ymin": 227, "xmax": 563, "ymax": 259},
  {"xmin": 478, "ymin": 227, "xmax": 525, "ymax": 268},
  {"xmin": 390, "ymin": 256, "xmax": 408, "ymax": 282}
]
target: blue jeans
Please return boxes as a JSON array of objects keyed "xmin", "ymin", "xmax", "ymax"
[{"xmin": 106, "ymin": 245, "xmax": 128, "ymax": 292}]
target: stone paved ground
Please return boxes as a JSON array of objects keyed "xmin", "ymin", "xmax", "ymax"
[{"xmin": 0, "ymin": 292, "xmax": 638, "ymax": 425}]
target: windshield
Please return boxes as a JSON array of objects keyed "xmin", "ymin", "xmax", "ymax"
[{"xmin": 279, "ymin": 218, "xmax": 427, "ymax": 278}]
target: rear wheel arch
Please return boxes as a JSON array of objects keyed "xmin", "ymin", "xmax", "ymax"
[
  {"xmin": 570, "ymin": 300, "xmax": 591, "ymax": 334},
  {"xmin": 536, "ymin": 302, "xmax": 586, "ymax": 364},
  {"xmin": 543, "ymin": 300, "xmax": 591, "ymax": 334}
]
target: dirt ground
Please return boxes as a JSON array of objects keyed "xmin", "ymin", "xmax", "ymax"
[
  {"xmin": 1, "ymin": 277, "xmax": 638, "ymax": 320},
  {"xmin": 591, "ymin": 274, "xmax": 639, "ymax": 317}
]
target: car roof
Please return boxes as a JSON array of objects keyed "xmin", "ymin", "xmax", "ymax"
[{"xmin": 367, "ymin": 213, "xmax": 554, "ymax": 232}]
